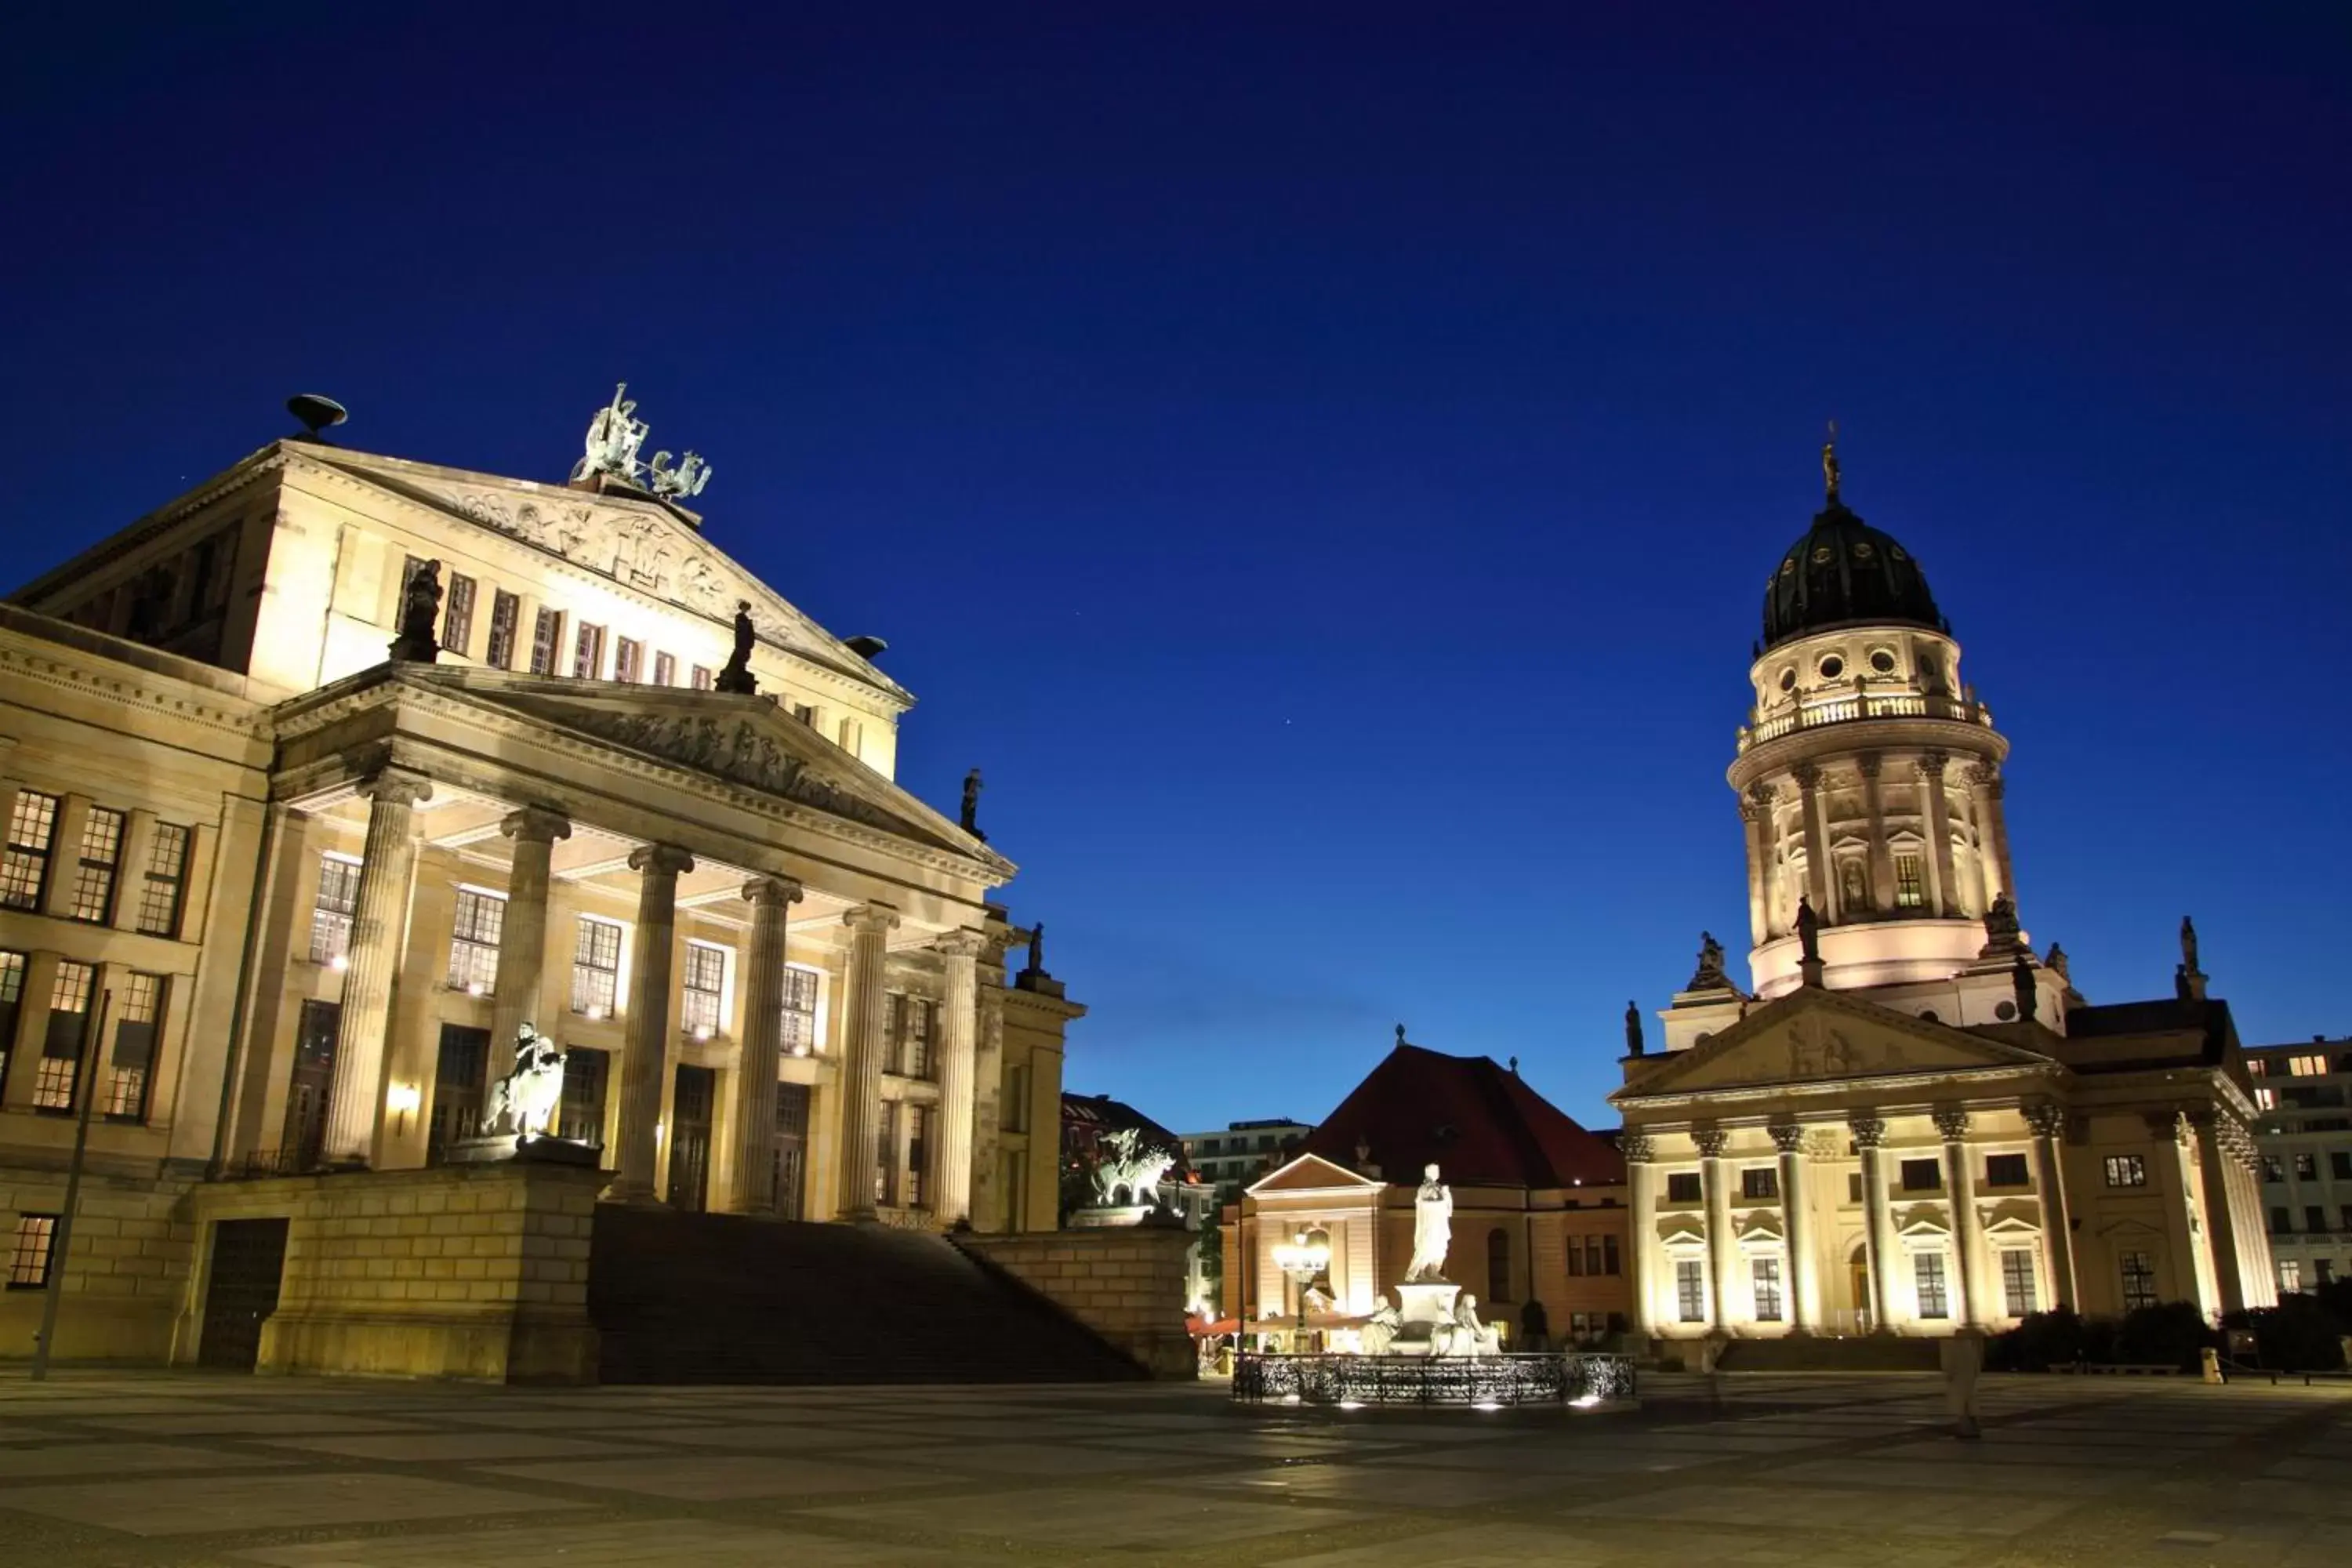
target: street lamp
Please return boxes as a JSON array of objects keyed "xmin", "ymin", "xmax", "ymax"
[{"xmin": 1271, "ymin": 1229, "xmax": 1330, "ymax": 1353}]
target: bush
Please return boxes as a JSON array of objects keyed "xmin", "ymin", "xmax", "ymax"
[
  {"xmin": 2244, "ymin": 1295, "xmax": 2347, "ymax": 1371},
  {"xmin": 2114, "ymin": 1301, "xmax": 2219, "ymax": 1370},
  {"xmin": 1989, "ymin": 1308, "xmax": 2089, "ymax": 1370}
]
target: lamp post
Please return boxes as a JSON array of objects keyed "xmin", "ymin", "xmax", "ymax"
[{"xmin": 1271, "ymin": 1229, "xmax": 1330, "ymax": 1353}]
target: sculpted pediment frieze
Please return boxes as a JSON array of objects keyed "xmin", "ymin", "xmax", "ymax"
[{"xmin": 1620, "ymin": 991, "xmax": 2056, "ymax": 1098}]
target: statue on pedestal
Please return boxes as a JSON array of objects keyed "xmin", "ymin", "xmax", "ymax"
[
  {"xmin": 573, "ymin": 383, "xmax": 650, "ymax": 485},
  {"xmin": 1624, "ymin": 1000, "xmax": 1645, "ymax": 1056},
  {"xmin": 480, "ymin": 1023, "xmax": 567, "ymax": 1139},
  {"xmin": 960, "ymin": 768, "xmax": 985, "ymax": 840},
  {"xmin": 1359, "ymin": 1300, "xmax": 1403, "ymax": 1356},
  {"xmin": 388, "ymin": 559, "xmax": 443, "ymax": 662},
  {"xmin": 714, "ymin": 601, "xmax": 759, "ymax": 693},
  {"xmin": 1432, "ymin": 1292, "xmax": 1501, "ymax": 1357},
  {"xmin": 1688, "ymin": 931, "xmax": 1728, "ymax": 990},
  {"xmin": 1406, "ymin": 1163, "xmax": 1453, "ymax": 1281}
]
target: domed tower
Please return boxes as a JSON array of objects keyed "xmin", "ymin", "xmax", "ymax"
[{"xmin": 1725, "ymin": 437, "xmax": 2019, "ymax": 999}]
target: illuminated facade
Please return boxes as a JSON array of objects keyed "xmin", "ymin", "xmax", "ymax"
[
  {"xmin": 1613, "ymin": 452, "xmax": 2278, "ymax": 1343},
  {"xmin": 1, "ymin": 408, "xmax": 1076, "ymax": 1364},
  {"xmin": 2245, "ymin": 1036, "xmax": 2352, "ymax": 1294}
]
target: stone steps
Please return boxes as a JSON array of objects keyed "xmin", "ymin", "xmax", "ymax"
[{"xmin": 586, "ymin": 1206, "xmax": 1147, "ymax": 1385}]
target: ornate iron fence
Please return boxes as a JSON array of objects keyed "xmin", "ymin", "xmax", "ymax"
[{"xmin": 1232, "ymin": 1352, "xmax": 1636, "ymax": 1406}]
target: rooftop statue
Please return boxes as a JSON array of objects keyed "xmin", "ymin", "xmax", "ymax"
[
  {"xmin": 1690, "ymin": 930, "xmax": 1728, "ymax": 989},
  {"xmin": 1624, "ymin": 1000, "xmax": 1644, "ymax": 1056},
  {"xmin": 713, "ymin": 601, "xmax": 759, "ymax": 694},
  {"xmin": 1406, "ymin": 1163, "xmax": 1453, "ymax": 1282},
  {"xmin": 1795, "ymin": 896, "xmax": 1821, "ymax": 963},
  {"xmin": 2180, "ymin": 915, "xmax": 2200, "ymax": 975},
  {"xmin": 648, "ymin": 448, "xmax": 712, "ymax": 500},
  {"xmin": 960, "ymin": 768, "xmax": 985, "ymax": 839},
  {"xmin": 573, "ymin": 383, "xmax": 650, "ymax": 485}
]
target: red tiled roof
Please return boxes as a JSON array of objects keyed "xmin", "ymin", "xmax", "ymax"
[{"xmin": 1299, "ymin": 1044, "xmax": 1624, "ymax": 1189}]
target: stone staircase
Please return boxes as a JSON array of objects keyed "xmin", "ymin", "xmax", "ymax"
[{"xmin": 586, "ymin": 1206, "xmax": 1148, "ymax": 1385}]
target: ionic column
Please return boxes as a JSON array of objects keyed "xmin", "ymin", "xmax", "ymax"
[
  {"xmin": 1968, "ymin": 763, "xmax": 2015, "ymax": 907},
  {"xmin": 1918, "ymin": 752, "xmax": 1961, "ymax": 919},
  {"xmin": 606, "ymin": 843, "xmax": 695, "ymax": 1205},
  {"xmin": 320, "ymin": 767, "xmax": 432, "ymax": 1167},
  {"xmin": 1935, "ymin": 1107, "xmax": 1984, "ymax": 1327},
  {"xmin": 726, "ymin": 875, "xmax": 803, "ymax": 1215},
  {"xmin": 1859, "ymin": 753, "xmax": 1895, "ymax": 913},
  {"xmin": 1851, "ymin": 1113, "xmax": 1898, "ymax": 1332},
  {"xmin": 1740, "ymin": 798, "xmax": 1770, "ymax": 948},
  {"xmin": 1696, "ymin": 1125, "xmax": 1738, "ymax": 1332},
  {"xmin": 2023, "ymin": 1102, "xmax": 2079, "ymax": 1308},
  {"xmin": 1792, "ymin": 764, "xmax": 1834, "ymax": 921},
  {"xmin": 836, "ymin": 902, "xmax": 899, "ymax": 1220},
  {"xmin": 1771, "ymin": 1122, "xmax": 1819, "ymax": 1331},
  {"xmin": 2186, "ymin": 1109, "xmax": 2246, "ymax": 1315},
  {"xmin": 933, "ymin": 930, "xmax": 984, "ymax": 1226},
  {"xmin": 1623, "ymin": 1132, "xmax": 1657, "ymax": 1337},
  {"xmin": 488, "ymin": 806, "xmax": 570, "ymax": 1077},
  {"xmin": 971, "ymin": 935, "xmax": 1011, "ymax": 1230}
]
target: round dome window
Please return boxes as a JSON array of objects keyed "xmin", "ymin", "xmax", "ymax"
[
  {"xmin": 1811, "ymin": 546, "xmax": 1835, "ymax": 564},
  {"xmin": 1870, "ymin": 648, "xmax": 1896, "ymax": 674},
  {"xmin": 1853, "ymin": 540, "xmax": 1875, "ymax": 560},
  {"xmin": 1779, "ymin": 669, "xmax": 1797, "ymax": 692},
  {"xmin": 1994, "ymin": 1001, "xmax": 2018, "ymax": 1022},
  {"xmin": 1819, "ymin": 655, "xmax": 1845, "ymax": 680}
]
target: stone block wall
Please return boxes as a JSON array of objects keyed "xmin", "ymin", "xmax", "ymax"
[
  {"xmin": 0, "ymin": 1163, "xmax": 198, "ymax": 1363},
  {"xmin": 961, "ymin": 1223, "xmax": 1196, "ymax": 1378},
  {"xmin": 183, "ymin": 1160, "xmax": 601, "ymax": 1383}
]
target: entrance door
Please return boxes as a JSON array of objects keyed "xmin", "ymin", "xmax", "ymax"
[
  {"xmin": 279, "ymin": 1000, "xmax": 339, "ymax": 1170},
  {"xmin": 666, "ymin": 1064, "xmax": 715, "ymax": 1211},
  {"xmin": 198, "ymin": 1218, "xmax": 289, "ymax": 1370},
  {"xmin": 774, "ymin": 1083, "xmax": 811, "ymax": 1220},
  {"xmin": 427, "ymin": 1025, "xmax": 490, "ymax": 1163}
]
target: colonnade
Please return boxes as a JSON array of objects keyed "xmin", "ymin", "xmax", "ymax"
[{"xmin": 310, "ymin": 762, "xmax": 985, "ymax": 1222}]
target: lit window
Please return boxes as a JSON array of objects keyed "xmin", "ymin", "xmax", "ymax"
[
  {"xmin": 69, "ymin": 806, "xmax": 125, "ymax": 922},
  {"xmin": 485, "ymin": 590, "xmax": 521, "ymax": 668},
  {"xmin": 1751, "ymin": 1256, "xmax": 1784, "ymax": 1322},
  {"xmin": 0, "ymin": 949, "xmax": 24, "ymax": 1091},
  {"xmin": 2262, "ymin": 1156, "xmax": 2285, "ymax": 1184},
  {"xmin": 446, "ymin": 889, "xmax": 504, "ymax": 994},
  {"xmin": 557, "ymin": 1046, "xmax": 608, "ymax": 1144},
  {"xmin": 2103, "ymin": 1155, "xmax": 2147, "ymax": 1189},
  {"xmin": 1914, "ymin": 1253, "xmax": 1950, "ymax": 1319},
  {"xmin": 886, "ymin": 992, "xmax": 935, "ymax": 1079},
  {"xmin": 2280, "ymin": 1258, "xmax": 2303, "ymax": 1293},
  {"xmin": 34, "ymin": 960, "xmax": 96, "ymax": 1111},
  {"xmin": 442, "ymin": 573, "xmax": 477, "ymax": 654},
  {"xmin": 572, "ymin": 918, "xmax": 622, "ymax": 1016},
  {"xmin": 1893, "ymin": 852, "xmax": 1925, "ymax": 909},
  {"xmin": 7, "ymin": 1215, "xmax": 56, "ymax": 1289},
  {"xmin": 876, "ymin": 1100, "xmax": 900, "ymax": 1206},
  {"xmin": 615, "ymin": 637, "xmax": 643, "ymax": 683},
  {"xmin": 1676, "ymin": 1259, "xmax": 1706, "ymax": 1323},
  {"xmin": 780, "ymin": 967, "xmax": 820, "ymax": 1056},
  {"xmin": 2256, "ymin": 1087, "xmax": 2277, "ymax": 1112},
  {"xmin": 681, "ymin": 943, "xmax": 728, "ymax": 1038},
  {"xmin": 2294, "ymin": 1152, "xmax": 2318, "ymax": 1181},
  {"xmin": 103, "ymin": 972, "xmax": 165, "ymax": 1122},
  {"xmin": 2, "ymin": 790, "xmax": 58, "ymax": 910},
  {"xmin": 2001, "ymin": 1249, "xmax": 2038, "ymax": 1316},
  {"xmin": 691, "ymin": 664, "xmax": 713, "ymax": 691},
  {"xmin": 309, "ymin": 855, "xmax": 361, "ymax": 964},
  {"xmin": 136, "ymin": 822, "xmax": 190, "ymax": 936},
  {"xmin": 2246, "ymin": 1058, "xmax": 2269, "ymax": 1078},
  {"xmin": 653, "ymin": 652, "xmax": 676, "ymax": 686},
  {"xmin": 2290, "ymin": 1054, "xmax": 2328, "ymax": 1076},
  {"xmin": 572, "ymin": 622, "xmax": 605, "ymax": 679},
  {"xmin": 905, "ymin": 1104, "xmax": 933, "ymax": 1210},
  {"xmin": 2120, "ymin": 1250, "xmax": 2158, "ymax": 1311},
  {"xmin": 529, "ymin": 608, "xmax": 563, "ymax": 674}
]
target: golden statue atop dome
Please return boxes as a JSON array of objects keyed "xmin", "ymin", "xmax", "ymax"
[{"xmin": 1822, "ymin": 419, "xmax": 1842, "ymax": 504}]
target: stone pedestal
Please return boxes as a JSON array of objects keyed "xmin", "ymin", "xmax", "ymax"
[
  {"xmin": 1388, "ymin": 1280, "xmax": 1463, "ymax": 1356},
  {"xmin": 443, "ymin": 1134, "xmax": 601, "ymax": 1169},
  {"xmin": 1068, "ymin": 1204, "xmax": 1152, "ymax": 1229}
]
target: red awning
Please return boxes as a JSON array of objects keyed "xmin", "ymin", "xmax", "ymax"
[{"xmin": 1188, "ymin": 1316, "xmax": 1242, "ymax": 1336}]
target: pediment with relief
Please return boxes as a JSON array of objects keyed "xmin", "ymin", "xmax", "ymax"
[
  {"xmin": 1249, "ymin": 1154, "xmax": 1382, "ymax": 1196},
  {"xmin": 1617, "ymin": 989, "xmax": 2058, "ymax": 1100}
]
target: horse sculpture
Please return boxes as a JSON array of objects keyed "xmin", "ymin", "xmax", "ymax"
[
  {"xmin": 1088, "ymin": 1127, "xmax": 1175, "ymax": 1210},
  {"xmin": 480, "ymin": 1023, "xmax": 568, "ymax": 1140}
]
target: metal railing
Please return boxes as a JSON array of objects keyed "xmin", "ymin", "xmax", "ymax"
[
  {"xmin": 1740, "ymin": 691, "xmax": 1993, "ymax": 751},
  {"xmin": 1232, "ymin": 1351, "xmax": 1637, "ymax": 1406}
]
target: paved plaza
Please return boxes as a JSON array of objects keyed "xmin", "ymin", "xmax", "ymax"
[{"xmin": 0, "ymin": 1371, "xmax": 2345, "ymax": 1566}]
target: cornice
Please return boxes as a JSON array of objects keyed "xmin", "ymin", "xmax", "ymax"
[
  {"xmin": 1728, "ymin": 719, "xmax": 2009, "ymax": 793},
  {"xmin": 0, "ymin": 637, "xmax": 272, "ymax": 743},
  {"xmin": 1613, "ymin": 1059, "xmax": 2066, "ymax": 1112}
]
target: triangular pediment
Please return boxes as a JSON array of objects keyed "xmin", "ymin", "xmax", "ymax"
[
  {"xmin": 1248, "ymin": 1153, "xmax": 1383, "ymax": 1196},
  {"xmin": 1613, "ymin": 987, "xmax": 2060, "ymax": 1102},
  {"xmin": 404, "ymin": 669, "xmax": 999, "ymax": 870},
  {"xmin": 296, "ymin": 449, "xmax": 906, "ymax": 702}
]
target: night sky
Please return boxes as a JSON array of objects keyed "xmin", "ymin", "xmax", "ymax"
[{"xmin": 7, "ymin": 5, "xmax": 2347, "ymax": 1135}]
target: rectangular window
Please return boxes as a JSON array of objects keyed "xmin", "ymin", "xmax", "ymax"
[
  {"xmin": 442, "ymin": 573, "xmax": 477, "ymax": 654},
  {"xmin": 1900, "ymin": 1157, "xmax": 1942, "ymax": 1192},
  {"xmin": 681, "ymin": 943, "xmax": 727, "ymax": 1038},
  {"xmin": 485, "ymin": 590, "xmax": 521, "ymax": 668},
  {"xmin": 653, "ymin": 652, "xmax": 676, "ymax": 687},
  {"xmin": 2306, "ymin": 1205, "xmax": 2327, "ymax": 1233},
  {"xmin": 2247, "ymin": 1057, "xmax": 2270, "ymax": 1077},
  {"xmin": 877, "ymin": 1101, "xmax": 900, "ymax": 1207},
  {"xmin": 446, "ymin": 889, "xmax": 504, "ymax": 995},
  {"xmin": 136, "ymin": 822, "xmax": 191, "ymax": 936},
  {"xmin": 2262, "ymin": 1156, "xmax": 2285, "ymax": 1184},
  {"xmin": 529, "ymin": 607, "xmax": 563, "ymax": 674},
  {"xmin": 1751, "ymin": 1257, "xmax": 1784, "ymax": 1322},
  {"xmin": 557, "ymin": 1046, "xmax": 608, "ymax": 1144},
  {"xmin": 691, "ymin": 664, "xmax": 713, "ymax": 691},
  {"xmin": 1915, "ymin": 1253, "xmax": 1950, "ymax": 1319},
  {"xmin": 1675, "ymin": 1259, "xmax": 1706, "ymax": 1323},
  {"xmin": 310, "ymin": 855, "xmax": 361, "ymax": 965},
  {"xmin": 69, "ymin": 805, "xmax": 125, "ymax": 923},
  {"xmin": 7, "ymin": 1215, "xmax": 57, "ymax": 1289},
  {"xmin": 2001, "ymin": 1249, "xmax": 2038, "ymax": 1317},
  {"xmin": 1667, "ymin": 1172, "xmax": 1703, "ymax": 1203},
  {"xmin": 34, "ymin": 960, "xmax": 97, "ymax": 1111},
  {"xmin": 1567, "ymin": 1237, "xmax": 1586, "ymax": 1276},
  {"xmin": 906, "ymin": 1104, "xmax": 933, "ymax": 1210},
  {"xmin": 1741, "ymin": 1167, "xmax": 1779, "ymax": 1201},
  {"xmin": 2291, "ymin": 1054, "xmax": 2328, "ymax": 1076},
  {"xmin": 887, "ymin": 993, "xmax": 935, "ymax": 1079},
  {"xmin": 615, "ymin": 637, "xmax": 643, "ymax": 683},
  {"xmin": 2104, "ymin": 1154, "xmax": 2147, "ymax": 1188},
  {"xmin": 103, "ymin": 971, "xmax": 165, "ymax": 1121},
  {"xmin": 0, "ymin": 949, "xmax": 23, "ymax": 1085},
  {"xmin": 1893, "ymin": 852, "xmax": 1925, "ymax": 909},
  {"xmin": 1602, "ymin": 1235, "xmax": 1620, "ymax": 1276},
  {"xmin": 2280, "ymin": 1258, "xmax": 2302, "ymax": 1293},
  {"xmin": 572, "ymin": 622, "xmax": 605, "ymax": 679},
  {"xmin": 2294, "ymin": 1152, "xmax": 2318, "ymax": 1181},
  {"xmin": 2271, "ymin": 1206, "xmax": 2291, "ymax": 1232},
  {"xmin": 2333, "ymin": 1152, "xmax": 2352, "ymax": 1180},
  {"xmin": 2256, "ymin": 1087, "xmax": 2278, "ymax": 1112},
  {"xmin": 780, "ymin": 967, "xmax": 819, "ymax": 1056},
  {"xmin": 2120, "ymin": 1250, "xmax": 2158, "ymax": 1311},
  {"xmin": 1848, "ymin": 1171, "xmax": 1863, "ymax": 1203},
  {"xmin": 1984, "ymin": 1152, "xmax": 2030, "ymax": 1188},
  {"xmin": 793, "ymin": 703, "xmax": 816, "ymax": 726},
  {"xmin": 2342, "ymin": 1204, "xmax": 2352, "ymax": 1231},
  {"xmin": 2319, "ymin": 1259, "xmax": 2339, "ymax": 1287},
  {"xmin": 572, "ymin": 918, "xmax": 622, "ymax": 1017},
  {"xmin": 1, "ymin": 790, "xmax": 57, "ymax": 911}
]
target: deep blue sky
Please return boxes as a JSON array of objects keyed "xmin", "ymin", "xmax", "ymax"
[{"xmin": 7, "ymin": 5, "xmax": 2347, "ymax": 1134}]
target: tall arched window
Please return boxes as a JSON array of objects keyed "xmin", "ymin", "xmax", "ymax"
[{"xmin": 1486, "ymin": 1227, "xmax": 1511, "ymax": 1304}]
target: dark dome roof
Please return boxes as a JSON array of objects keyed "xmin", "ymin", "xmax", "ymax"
[{"xmin": 1760, "ymin": 501, "xmax": 1944, "ymax": 652}]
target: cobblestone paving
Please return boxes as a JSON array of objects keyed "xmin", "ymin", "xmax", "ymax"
[{"xmin": 0, "ymin": 1370, "xmax": 2344, "ymax": 1566}]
